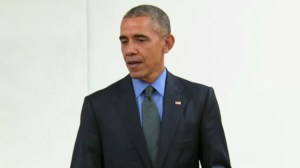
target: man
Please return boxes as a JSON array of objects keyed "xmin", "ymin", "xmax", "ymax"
[{"xmin": 71, "ymin": 4, "xmax": 231, "ymax": 168}]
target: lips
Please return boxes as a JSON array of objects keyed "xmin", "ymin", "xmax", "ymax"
[{"xmin": 126, "ymin": 59, "xmax": 142, "ymax": 69}]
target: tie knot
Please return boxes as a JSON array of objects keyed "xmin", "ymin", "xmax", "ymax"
[{"xmin": 144, "ymin": 85, "xmax": 154, "ymax": 97}]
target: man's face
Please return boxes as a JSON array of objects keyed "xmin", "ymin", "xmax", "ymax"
[{"xmin": 119, "ymin": 16, "xmax": 168, "ymax": 83}]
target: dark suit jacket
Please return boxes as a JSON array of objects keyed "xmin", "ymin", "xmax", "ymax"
[{"xmin": 71, "ymin": 72, "xmax": 231, "ymax": 168}]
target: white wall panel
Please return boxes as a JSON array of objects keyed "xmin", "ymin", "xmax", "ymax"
[{"xmin": 0, "ymin": 1, "xmax": 87, "ymax": 168}]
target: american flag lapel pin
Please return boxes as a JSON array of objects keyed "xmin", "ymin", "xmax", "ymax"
[{"xmin": 175, "ymin": 100, "xmax": 182, "ymax": 105}]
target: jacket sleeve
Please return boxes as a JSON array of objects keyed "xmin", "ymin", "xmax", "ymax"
[
  {"xmin": 199, "ymin": 87, "xmax": 231, "ymax": 168},
  {"xmin": 70, "ymin": 97, "xmax": 103, "ymax": 168}
]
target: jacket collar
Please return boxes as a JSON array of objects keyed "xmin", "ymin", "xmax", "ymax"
[{"xmin": 115, "ymin": 71, "xmax": 186, "ymax": 168}]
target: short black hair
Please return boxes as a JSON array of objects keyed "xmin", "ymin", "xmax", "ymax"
[{"xmin": 123, "ymin": 4, "xmax": 171, "ymax": 35}]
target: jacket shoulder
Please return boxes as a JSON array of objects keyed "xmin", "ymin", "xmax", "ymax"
[
  {"xmin": 85, "ymin": 75, "xmax": 131, "ymax": 101},
  {"xmin": 170, "ymin": 72, "xmax": 212, "ymax": 92}
]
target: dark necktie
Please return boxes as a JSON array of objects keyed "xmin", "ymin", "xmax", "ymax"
[{"xmin": 142, "ymin": 85, "xmax": 161, "ymax": 167}]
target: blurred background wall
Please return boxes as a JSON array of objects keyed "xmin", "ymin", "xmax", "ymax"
[
  {"xmin": 1, "ymin": 0, "xmax": 299, "ymax": 167},
  {"xmin": 0, "ymin": 0, "xmax": 87, "ymax": 167}
]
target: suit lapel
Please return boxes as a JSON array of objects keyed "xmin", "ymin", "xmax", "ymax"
[
  {"xmin": 115, "ymin": 75, "xmax": 152, "ymax": 168},
  {"xmin": 114, "ymin": 73, "xmax": 186, "ymax": 168},
  {"xmin": 156, "ymin": 72, "xmax": 186, "ymax": 168}
]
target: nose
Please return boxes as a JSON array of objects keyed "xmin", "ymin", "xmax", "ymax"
[{"xmin": 122, "ymin": 42, "xmax": 138, "ymax": 56}]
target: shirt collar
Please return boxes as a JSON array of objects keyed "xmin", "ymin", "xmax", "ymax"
[{"xmin": 132, "ymin": 68, "xmax": 167, "ymax": 98}]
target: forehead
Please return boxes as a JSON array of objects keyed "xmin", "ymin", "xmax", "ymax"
[{"xmin": 120, "ymin": 16, "xmax": 159, "ymax": 35}]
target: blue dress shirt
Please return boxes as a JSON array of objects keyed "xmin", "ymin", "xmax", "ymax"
[{"xmin": 132, "ymin": 69, "xmax": 167, "ymax": 125}]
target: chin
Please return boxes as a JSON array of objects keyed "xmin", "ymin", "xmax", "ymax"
[
  {"xmin": 129, "ymin": 72, "xmax": 143, "ymax": 79},
  {"xmin": 130, "ymin": 72, "xmax": 145, "ymax": 79}
]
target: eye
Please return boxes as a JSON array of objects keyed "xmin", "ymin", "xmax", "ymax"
[
  {"xmin": 120, "ymin": 39, "xmax": 128, "ymax": 44},
  {"xmin": 137, "ymin": 38, "xmax": 147, "ymax": 42}
]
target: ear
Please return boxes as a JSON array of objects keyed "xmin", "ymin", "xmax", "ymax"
[{"xmin": 163, "ymin": 34, "xmax": 175, "ymax": 53}]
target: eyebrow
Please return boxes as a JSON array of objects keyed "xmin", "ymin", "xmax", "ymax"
[
  {"xmin": 133, "ymin": 34, "xmax": 148, "ymax": 39},
  {"xmin": 119, "ymin": 34, "xmax": 149, "ymax": 40},
  {"xmin": 119, "ymin": 35, "xmax": 127, "ymax": 41}
]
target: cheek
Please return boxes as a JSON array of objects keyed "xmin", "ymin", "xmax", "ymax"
[{"xmin": 121, "ymin": 46, "xmax": 125, "ymax": 54}]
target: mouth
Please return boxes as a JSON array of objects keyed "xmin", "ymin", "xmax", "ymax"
[{"xmin": 126, "ymin": 60, "xmax": 142, "ymax": 69}]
